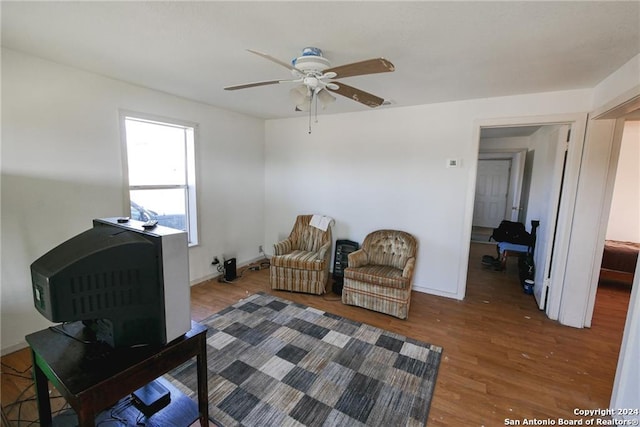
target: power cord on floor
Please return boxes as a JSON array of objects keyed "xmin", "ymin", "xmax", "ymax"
[
  {"xmin": 1, "ymin": 361, "xmax": 32, "ymax": 379},
  {"xmin": 323, "ymin": 293, "xmax": 342, "ymax": 302},
  {"xmin": 1, "ymin": 407, "xmax": 11, "ymax": 427},
  {"xmin": 322, "ymin": 281, "xmax": 343, "ymax": 301},
  {"xmin": 217, "ymin": 258, "xmax": 271, "ymax": 284},
  {"xmin": 1, "ymin": 362, "xmax": 36, "ymax": 427}
]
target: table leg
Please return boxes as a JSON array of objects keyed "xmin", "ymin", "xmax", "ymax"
[
  {"xmin": 76, "ymin": 408, "xmax": 96, "ymax": 427},
  {"xmin": 32, "ymin": 350, "xmax": 52, "ymax": 427},
  {"xmin": 196, "ymin": 335, "xmax": 209, "ymax": 426}
]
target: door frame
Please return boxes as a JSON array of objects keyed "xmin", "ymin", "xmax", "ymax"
[{"xmin": 462, "ymin": 113, "xmax": 588, "ymax": 321}]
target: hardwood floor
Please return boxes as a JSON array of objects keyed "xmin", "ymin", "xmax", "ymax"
[{"xmin": 1, "ymin": 242, "xmax": 631, "ymax": 426}]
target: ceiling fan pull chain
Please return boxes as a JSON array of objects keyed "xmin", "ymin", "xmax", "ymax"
[
  {"xmin": 308, "ymin": 97, "xmax": 312, "ymax": 134},
  {"xmin": 314, "ymin": 93, "xmax": 319, "ymax": 124}
]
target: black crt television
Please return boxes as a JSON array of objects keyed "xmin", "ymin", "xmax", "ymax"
[{"xmin": 30, "ymin": 218, "xmax": 191, "ymax": 348}]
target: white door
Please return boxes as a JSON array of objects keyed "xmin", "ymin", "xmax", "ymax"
[
  {"xmin": 533, "ymin": 125, "xmax": 571, "ymax": 310},
  {"xmin": 473, "ymin": 159, "xmax": 511, "ymax": 227}
]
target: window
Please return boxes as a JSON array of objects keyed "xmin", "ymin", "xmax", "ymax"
[{"xmin": 122, "ymin": 114, "xmax": 198, "ymax": 245}]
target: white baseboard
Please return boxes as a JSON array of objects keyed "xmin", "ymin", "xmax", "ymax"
[
  {"xmin": 190, "ymin": 255, "xmax": 269, "ymax": 286},
  {"xmin": 412, "ymin": 284, "xmax": 461, "ymax": 300},
  {"xmin": 1, "ymin": 340, "xmax": 28, "ymax": 357}
]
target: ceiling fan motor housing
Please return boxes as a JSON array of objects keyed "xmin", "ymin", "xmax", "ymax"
[{"xmin": 292, "ymin": 47, "xmax": 331, "ymax": 76}]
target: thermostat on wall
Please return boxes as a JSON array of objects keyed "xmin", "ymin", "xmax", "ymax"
[{"xmin": 446, "ymin": 158, "xmax": 461, "ymax": 168}]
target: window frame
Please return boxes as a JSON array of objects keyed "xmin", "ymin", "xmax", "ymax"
[{"xmin": 120, "ymin": 111, "xmax": 199, "ymax": 246}]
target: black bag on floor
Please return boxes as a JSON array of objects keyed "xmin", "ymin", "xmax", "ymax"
[
  {"xmin": 481, "ymin": 255, "xmax": 497, "ymax": 265},
  {"xmin": 490, "ymin": 221, "xmax": 533, "ymax": 246}
]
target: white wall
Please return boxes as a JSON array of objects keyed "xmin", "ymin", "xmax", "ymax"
[
  {"xmin": 1, "ymin": 48, "xmax": 265, "ymax": 353},
  {"xmin": 606, "ymin": 120, "xmax": 640, "ymax": 242},
  {"xmin": 592, "ymin": 54, "xmax": 640, "ymax": 112},
  {"xmin": 264, "ymin": 90, "xmax": 592, "ymax": 300}
]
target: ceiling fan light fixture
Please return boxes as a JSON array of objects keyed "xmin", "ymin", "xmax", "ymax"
[
  {"xmin": 296, "ymin": 101, "xmax": 311, "ymax": 112},
  {"xmin": 289, "ymin": 85, "xmax": 309, "ymax": 105},
  {"xmin": 317, "ymin": 89, "xmax": 336, "ymax": 108}
]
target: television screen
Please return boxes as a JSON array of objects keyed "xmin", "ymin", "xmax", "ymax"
[{"xmin": 30, "ymin": 218, "xmax": 191, "ymax": 348}]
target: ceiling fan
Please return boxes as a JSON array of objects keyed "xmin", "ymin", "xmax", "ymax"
[{"xmin": 224, "ymin": 47, "xmax": 395, "ymax": 120}]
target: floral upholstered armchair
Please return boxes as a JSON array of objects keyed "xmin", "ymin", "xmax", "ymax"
[
  {"xmin": 270, "ymin": 215, "xmax": 333, "ymax": 295},
  {"xmin": 342, "ymin": 229, "xmax": 417, "ymax": 319}
]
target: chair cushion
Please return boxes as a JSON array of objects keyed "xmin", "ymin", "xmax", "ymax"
[
  {"xmin": 289, "ymin": 215, "xmax": 331, "ymax": 253},
  {"xmin": 271, "ymin": 250, "xmax": 326, "ymax": 271},
  {"xmin": 344, "ymin": 265, "xmax": 409, "ymax": 289},
  {"xmin": 363, "ymin": 230, "xmax": 417, "ymax": 270}
]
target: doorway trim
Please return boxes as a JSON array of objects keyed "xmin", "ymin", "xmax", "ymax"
[{"xmin": 461, "ymin": 113, "xmax": 588, "ymax": 321}]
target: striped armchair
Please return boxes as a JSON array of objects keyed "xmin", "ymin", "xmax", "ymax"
[
  {"xmin": 342, "ymin": 230, "xmax": 417, "ymax": 319},
  {"xmin": 270, "ymin": 215, "xmax": 333, "ymax": 295}
]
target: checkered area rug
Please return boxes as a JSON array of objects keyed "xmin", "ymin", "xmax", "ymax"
[{"xmin": 165, "ymin": 292, "xmax": 442, "ymax": 426}]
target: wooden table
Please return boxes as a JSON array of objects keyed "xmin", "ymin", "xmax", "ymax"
[{"xmin": 26, "ymin": 321, "xmax": 208, "ymax": 427}]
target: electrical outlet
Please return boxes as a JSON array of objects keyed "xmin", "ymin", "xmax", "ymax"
[
  {"xmin": 446, "ymin": 158, "xmax": 461, "ymax": 168},
  {"xmin": 211, "ymin": 256, "xmax": 220, "ymax": 265},
  {"xmin": 259, "ymin": 245, "xmax": 263, "ymax": 253}
]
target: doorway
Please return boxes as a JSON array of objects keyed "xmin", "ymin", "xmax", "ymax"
[
  {"xmin": 590, "ymin": 119, "xmax": 637, "ymax": 322},
  {"xmin": 470, "ymin": 124, "xmax": 568, "ymax": 311},
  {"xmin": 462, "ymin": 100, "xmax": 639, "ymax": 413}
]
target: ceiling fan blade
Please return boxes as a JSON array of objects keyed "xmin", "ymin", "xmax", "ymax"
[
  {"xmin": 224, "ymin": 80, "xmax": 282, "ymax": 90},
  {"xmin": 247, "ymin": 49, "xmax": 302, "ymax": 73},
  {"xmin": 224, "ymin": 78, "xmax": 300, "ymax": 91},
  {"xmin": 325, "ymin": 58, "xmax": 395, "ymax": 79},
  {"xmin": 328, "ymin": 82, "xmax": 385, "ymax": 108}
]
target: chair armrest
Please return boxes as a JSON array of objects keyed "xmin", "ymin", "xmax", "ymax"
[
  {"xmin": 402, "ymin": 257, "xmax": 416, "ymax": 279},
  {"xmin": 347, "ymin": 249, "xmax": 368, "ymax": 268},
  {"xmin": 317, "ymin": 241, "xmax": 332, "ymax": 262},
  {"xmin": 273, "ymin": 238, "xmax": 293, "ymax": 256}
]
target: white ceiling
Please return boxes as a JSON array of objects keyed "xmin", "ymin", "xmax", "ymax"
[{"xmin": 2, "ymin": 1, "xmax": 639, "ymax": 120}]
